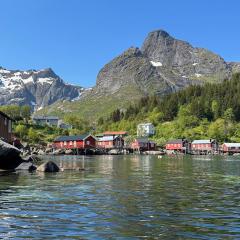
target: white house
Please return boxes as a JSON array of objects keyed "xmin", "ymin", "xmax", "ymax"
[
  {"xmin": 32, "ymin": 116, "xmax": 72, "ymax": 129},
  {"xmin": 137, "ymin": 123, "xmax": 155, "ymax": 137}
]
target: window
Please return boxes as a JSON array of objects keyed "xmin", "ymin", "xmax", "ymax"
[
  {"xmin": 86, "ymin": 141, "xmax": 90, "ymax": 145},
  {"xmin": 70, "ymin": 141, "xmax": 73, "ymax": 145},
  {"xmin": 64, "ymin": 141, "xmax": 67, "ymax": 146},
  {"xmin": 4, "ymin": 118, "xmax": 7, "ymax": 126}
]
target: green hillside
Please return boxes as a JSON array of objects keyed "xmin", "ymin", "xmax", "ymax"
[
  {"xmin": 96, "ymin": 73, "xmax": 240, "ymax": 144},
  {"xmin": 37, "ymin": 83, "xmax": 144, "ymax": 121}
]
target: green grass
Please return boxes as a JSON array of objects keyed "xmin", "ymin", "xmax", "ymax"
[{"xmin": 37, "ymin": 84, "xmax": 144, "ymax": 122}]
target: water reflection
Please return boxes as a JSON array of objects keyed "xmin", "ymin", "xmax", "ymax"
[{"xmin": 0, "ymin": 155, "xmax": 240, "ymax": 239}]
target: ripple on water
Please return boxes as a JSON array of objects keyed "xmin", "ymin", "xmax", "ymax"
[{"xmin": 0, "ymin": 155, "xmax": 240, "ymax": 239}]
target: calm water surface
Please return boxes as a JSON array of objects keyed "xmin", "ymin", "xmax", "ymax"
[{"xmin": 1, "ymin": 155, "xmax": 240, "ymax": 239}]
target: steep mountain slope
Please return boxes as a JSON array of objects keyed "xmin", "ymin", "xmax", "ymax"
[
  {"xmin": 0, "ymin": 67, "xmax": 84, "ymax": 109},
  {"xmin": 38, "ymin": 30, "xmax": 240, "ymax": 120}
]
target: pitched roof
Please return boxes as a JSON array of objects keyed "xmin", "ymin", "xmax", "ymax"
[
  {"xmin": 192, "ymin": 139, "xmax": 214, "ymax": 144},
  {"xmin": 135, "ymin": 138, "xmax": 150, "ymax": 143},
  {"xmin": 33, "ymin": 116, "xmax": 59, "ymax": 120},
  {"xmin": 166, "ymin": 139, "xmax": 184, "ymax": 144},
  {"xmin": 138, "ymin": 123, "xmax": 154, "ymax": 126},
  {"xmin": 98, "ymin": 136, "xmax": 119, "ymax": 141},
  {"xmin": 103, "ymin": 131, "xmax": 127, "ymax": 136},
  {"xmin": 54, "ymin": 134, "xmax": 92, "ymax": 142},
  {"xmin": 223, "ymin": 143, "xmax": 240, "ymax": 147},
  {"xmin": 0, "ymin": 111, "xmax": 13, "ymax": 120}
]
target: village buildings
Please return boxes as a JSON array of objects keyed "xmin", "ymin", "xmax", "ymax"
[
  {"xmin": 53, "ymin": 134, "xmax": 96, "ymax": 150},
  {"xmin": 0, "ymin": 111, "xmax": 13, "ymax": 143},
  {"xmin": 191, "ymin": 139, "xmax": 218, "ymax": 154},
  {"xmin": 165, "ymin": 139, "xmax": 190, "ymax": 153},
  {"xmin": 222, "ymin": 143, "xmax": 240, "ymax": 155},
  {"xmin": 97, "ymin": 135, "xmax": 124, "ymax": 149},
  {"xmin": 131, "ymin": 138, "xmax": 156, "ymax": 151}
]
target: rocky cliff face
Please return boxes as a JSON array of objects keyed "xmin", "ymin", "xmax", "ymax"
[
  {"xmin": 95, "ymin": 30, "xmax": 235, "ymax": 96},
  {"xmin": 0, "ymin": 67, "xmax": 83, "ymax": 109}
]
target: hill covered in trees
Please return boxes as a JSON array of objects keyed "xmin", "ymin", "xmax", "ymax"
[{"xmin": 97, "ymin": 73, "xmax": 240, "ymax": 144}]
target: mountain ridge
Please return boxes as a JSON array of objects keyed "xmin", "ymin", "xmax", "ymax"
[
  {"xmin": 0, "ymin": 67, "xmax": 84, "ymax": 110},
  {"xmin": 2, "ymin": 29, "xmax": 240, "ymax": 119}
]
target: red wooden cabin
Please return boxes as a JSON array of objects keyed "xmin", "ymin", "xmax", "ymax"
[
  {"xmin": 166, "ymin": 139, "xmax": 190, "ymax": 153},
  {"xmin": 0, "ymin": 111, "xmax": 13, "ymax": 143},
  {"xmin": 53, "ymin": 134, "xmax": 96, "ymax": 149},
  {"xmin": 222, "ymin": 143, "xmax": 240, "ymax": 154},
  {"xmin": 97, "ymin": 136, "xmax": 124, "ymax": 149},
  {"xmin": 191, "ymin": 139, "xmax": 218, "ymax": 153},
  {"xmin": 131, "ymin": 138, "xmax": 156, "ymax": 151}
]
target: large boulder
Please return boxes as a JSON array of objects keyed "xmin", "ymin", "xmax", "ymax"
[
  {"xmin": 0, "ymin": 140, "xmax": 24, "ymax": 170},
  {"xmin": 37, "ymin": 161, "xmax": 60, "ymax": 172}
]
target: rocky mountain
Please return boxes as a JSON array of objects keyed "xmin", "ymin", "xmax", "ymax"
[
  {"xmin": 0, "ymin": 67, "xmax": 84, "ymax": 110},
  {"xmin": 96, "ymin": 30, "xmax": 234, "ymax": 96},
  {"xmin": 37, "ymin": 30, "xmax": 240, "ymax": 120}
]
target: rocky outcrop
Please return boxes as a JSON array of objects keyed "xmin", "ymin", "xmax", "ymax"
[
  {"xmin": 0, "ymin": 140, "xmax": 24, "ymax": 170},
  {"xmin": 15, "ymin": 162, "xmax": 37, "ymax": 172},
  {"xmin": 0, "ymin": 67, "xmax": 84, "ymax": 109},
  {"xmin": 36, "ymin": 161, "xmax": 60, "ymax": 172}
]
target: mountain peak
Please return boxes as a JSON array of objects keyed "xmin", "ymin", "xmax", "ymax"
[
  {"xmin": 0, "ymin": 67, "xmax": 83, "ymax": 109},
  {"xmin": 148, "ymin": 29, "xmax": 171, "ymax": 38}
]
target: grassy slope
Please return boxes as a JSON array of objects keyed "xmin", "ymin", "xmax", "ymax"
[{"xmin": 38, "ymin": 84, "xmax": 144, "ymax": 122}]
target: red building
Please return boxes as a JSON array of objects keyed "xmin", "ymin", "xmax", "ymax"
[
  {"xmin": 191, "ymin": 139, "xmax": 218, "ymax": 154},
  {"xmin": 222, "ymin": 143, "xmax": 240, "ymax": 154},
  {"xmin": 131, "ymin": 138, "xmax": 156, "ymax": 151},
  {"xmin": 97, "ymin": 136, "xmax": 124, "ymax": 149},
  {"xmin": 53, "ymin": 134, "xmax": 96, "ymax": 149},
  {"xmin": 0, "ymin": 111, "xmax": 13, "ymax": 143},
  {"xmin": 165, "ymin": 139, "xmax": 190, "ymax": 153}
]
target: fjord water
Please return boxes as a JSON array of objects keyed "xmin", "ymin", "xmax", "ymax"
[{"xmin": 1, "ymin": 155, "xmax": 240, "ymax": 239}]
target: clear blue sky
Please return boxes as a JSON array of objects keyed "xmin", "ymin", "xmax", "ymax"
[{"xmin": 0, "ymin": 0, "xmax": 239, "ymax": 87}]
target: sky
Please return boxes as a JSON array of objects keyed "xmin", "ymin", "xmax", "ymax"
[{"xmin": 0, "ymin": 0, "xmax": 239, "ymax": 87}]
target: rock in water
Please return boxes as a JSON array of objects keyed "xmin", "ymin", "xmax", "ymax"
[
  {"xmin": 0, "ymin": 140, "xmax": 23, "ymax": 170},
  {"xmin": 37, "ymin": 161, "xmax": 60, "ymax": 172},
  {"xmin": 15, "ymin": 162, "xmax": 37, "ymax": 172}
]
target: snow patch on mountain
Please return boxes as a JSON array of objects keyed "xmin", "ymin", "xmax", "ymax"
[
  {"xmin": 150, "ymin": 61, "xmax": 163, "ymax": 67},
  {"xmin": 0, "ymin": 67, "xmax": 85, "ymax": 109}
]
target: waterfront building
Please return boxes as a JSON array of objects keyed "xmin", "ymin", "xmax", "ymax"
[
  {"xmin": 131, "ymin": 138, "xmax": 156, "ymax": 151},
  {"xmin": 222, "ymin": 143, "xmax": 240, "ymax": 154},
  {"xmin": 165, "ymin": 139, "xmax": 190, "ymax": 153},
  {"xmin": 97, "ymin": 135, "xmax": 124, "ymax": 149},
  {"xmin": 53, "ymin": 134, "xmax": 96, "ymax": 149},
  {"xmin": 0, "ymin": 111, "xmax": 13, "ymax": 143},
  {"xmin": 137, "ymin": 123, "xmax": 155, "ymax": 137},
  {"xmin": 191, "ymin": 139, "xmax": 218, "ymax": 154}
]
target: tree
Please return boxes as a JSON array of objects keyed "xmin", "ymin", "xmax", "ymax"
[
  {"xmin": 211, "ymin": 100, "xmax": 220, "ymax": 120},
  {"xmin": 28, "ymin": 127, "xmax": 40, "ymax": 143},
  {"xmin": 15, "ymin": 124, "xmax": 28, "ymax": 140},
  {"xmin": 21, "ymin": 105, "xmax": 31, "ymax": 121}
]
